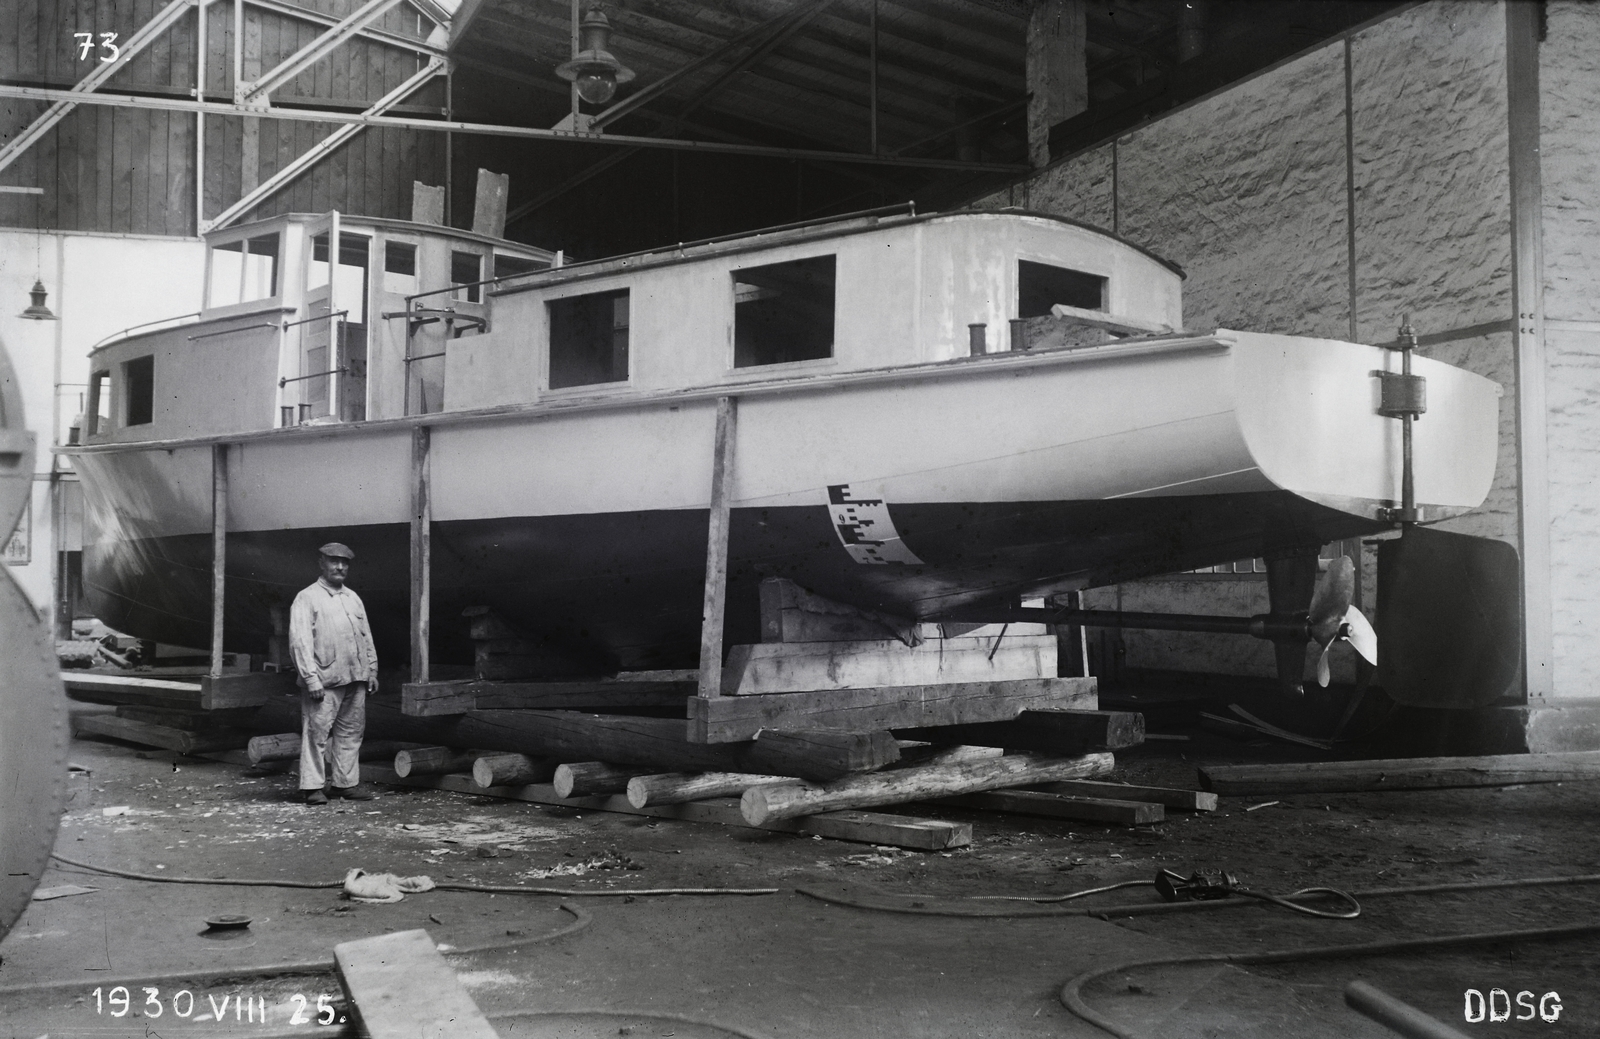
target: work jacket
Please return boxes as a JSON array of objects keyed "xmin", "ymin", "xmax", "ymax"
[{"xmin": 289, "ymin": 577, "xmax": 378, "ymax": 692}]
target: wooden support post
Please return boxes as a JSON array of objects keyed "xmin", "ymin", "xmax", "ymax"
[
  {"xmin": 410, "ymin": 426, "xmax": 431, "ymax": 685},
  {"xmin": 697, "ymin": 395, "xmax": 737, "ymax": 700},
  {"xmin": 209, "ymin": 443, "xmax": 228, "ymax": 679},
  {"xmin": 471, "ymin": 752, "xmax": 557, "ymax": 788}
]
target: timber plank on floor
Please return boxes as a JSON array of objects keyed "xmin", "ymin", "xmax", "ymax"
[
  {"xmin": 687, "ymin": 677, "xmax": 1098, "ymax": 743},
  {"xmin": 334, "ymin": 930, "xmax": 497, "ymax": 1039},
  {"xmin": 366, "ymin": 766, "xmax": 971, "ymax": 851},
  {"xmin": 933, "ymin": 789, "xmax": 1164, "ymax": 826},
  {"xmin": 72, "ymin": 713, "xmax": 251, "ymax": 755},
  {"xmin": 1031, "ymin": 780, "xmax": 1218, "ymax": 811},
  {"xmin": 1199, "ymin": 751, "xmax": 1600, "ymax": 795}
]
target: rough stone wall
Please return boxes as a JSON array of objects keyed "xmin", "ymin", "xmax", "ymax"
[
  {"xmin": 985, "ymin": 1, "xmax": 1519, "ymax": 680},
  {"xmin": 1351, "ymin": 2, "xmax": 1517, "ymax": 546},
  {"xmin": 1118, "ymin": 43, "xmax": 1350, "ymax": 339},
  {"xmin": 1541, "ymin": 1, "xmax": 1600, "ymax": 696},
  {"xmin": 969, "ymin": 144, "xmax": 1117, "ymax": 234}
]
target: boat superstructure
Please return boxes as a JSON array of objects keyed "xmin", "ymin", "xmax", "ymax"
[{"xmin": 67, "ymin": 207, "xmax": 1501, "ymax": 675}]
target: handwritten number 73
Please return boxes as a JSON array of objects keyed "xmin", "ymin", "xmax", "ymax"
[{"xmin": 74, "ymin": 32, "xmax": 120, "ymax": 63}]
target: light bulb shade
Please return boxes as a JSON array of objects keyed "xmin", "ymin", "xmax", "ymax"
[
  {"xmin": 20, "ymin": 279, "xmax": 55, "ymax": 320},
  {"xmin": 555, "ymin": 5, "xmax": 633, "ymax": 107}
]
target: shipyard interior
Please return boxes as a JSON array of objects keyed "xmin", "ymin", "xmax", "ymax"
[{"xmin": 3, "ymin": 2, "xmax": 1600, "ymax": 1037}]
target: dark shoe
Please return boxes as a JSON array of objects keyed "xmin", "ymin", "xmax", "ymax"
[
  {"xmin": 303, "ymin": 789, "xmax": 328, "ymax": 805},
  {"xmin": 332, "ymin": 784, "xmax": 376, "ymax": 801}
]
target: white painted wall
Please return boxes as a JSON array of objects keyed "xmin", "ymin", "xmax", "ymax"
[{"xmin": 0, "ymin": 229, "xmax": 204, "ymax": 616}]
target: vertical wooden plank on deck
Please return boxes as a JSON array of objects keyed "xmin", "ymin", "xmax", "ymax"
[
  {"xmin": 210, "ymin": 442, "xmax": 228, "ymax": 679},
  {"xmin": 697, "ymin": 396, "xmax": 738, "ymax": 699},
  {"xmin": 1506, "ymin": 0, "xmax": 1551, "ymax": 698},
  {"xmin": 409, "ymin": 425, "xmax": 431, "ymax": 684}
]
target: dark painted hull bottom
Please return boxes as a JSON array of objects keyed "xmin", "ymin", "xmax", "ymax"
[{"xmin": 84, "ymin": 492, "xmax": 1384, "ymax": 675}]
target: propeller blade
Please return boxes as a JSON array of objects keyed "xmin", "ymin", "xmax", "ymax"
[
  {"xmin": 1315, "ymin": 644, "xmax": 1332, "ymax": 688},
  {"xmin": 1342, "ymin": 605, "xmax": 1378, "ymax": 665},
  {"xmin": 1308, "ymin": 555, "xmax": 1356, "ymax": 647}
]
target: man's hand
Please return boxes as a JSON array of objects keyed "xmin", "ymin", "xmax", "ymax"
[
  {"xmin": 369, "ymin": 676, "xmax": 379, "ymax": 695},
  {"xmin": 306, "ymin": 684, "xmax": 325, "ymax": 702}
]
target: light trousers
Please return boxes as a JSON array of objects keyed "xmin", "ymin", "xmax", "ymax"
[{"xmin": 299, "ymin": 680, "xmax": 367, "ymax": 790}]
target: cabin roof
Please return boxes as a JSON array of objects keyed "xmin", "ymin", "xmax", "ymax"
[
  {"xmin": 489, "ymin": 205, "xmax": 1184, "ymax": 299},
  {"xmin": 202, "ymin": 211, "xmax": 557, "ymax": 261}
]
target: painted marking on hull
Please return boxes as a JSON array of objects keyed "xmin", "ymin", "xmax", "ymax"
[{"xmin": 827, "ymin": 485, "xmax": 924, "ymax": 565}]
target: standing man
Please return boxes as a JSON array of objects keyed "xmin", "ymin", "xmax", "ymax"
[{"xmin": 289, "ymin": 543, "xmax": 379, "ymax": 805}]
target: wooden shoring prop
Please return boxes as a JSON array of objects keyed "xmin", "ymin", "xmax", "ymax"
[
  {"xmin": 209, "ymin": 443, "xmax": 228, "ymax": 679},
  {"xmin": 697, "ymin": 396, "xmax": 737, "ymax": 700},
  {"xmin": 410, "ymin": 425, "xmax": 431, "ymax": 685}
]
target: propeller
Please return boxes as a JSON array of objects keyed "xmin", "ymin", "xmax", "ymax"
[{"xmin": 1306, "ymin": 555, "xmax": 1379, "ymax": 687}]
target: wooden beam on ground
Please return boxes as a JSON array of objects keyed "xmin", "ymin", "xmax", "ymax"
[
  {"xmin": 209, "ymin": 443, "xmax": 228, "ymax": 680},
  {"xmin": 368, "ymin": 766, "xmax": 970, "ymax": 851},
  {"xmin": 553, "ymin": 761, "xmax": 656, "ymax": 798},
  {"xmin": 687, "ymin": 676, "xmax": 1097, "ymax": 743},
  {"xmin": 721, "ymin": 634, "xmax": 1056, "ymax": 695},
  {"xmin": 410, "ymin": 425, "xmax": 431, "ymax": 685},
  {"xmin": 742, "ymin": 751, "xmax": 1116, "ymax": 825},
  {"xmin": 626, "ymin": 771, "xmax": 795, "ymax": 809},
  {"xmin": 401, "ymin": 678, "xmax": 694, "ymax": 716},
  {"xmin": 1199, "ymin": 751, "xmax": 1600, "ymax": 796},
  {"xmin": 114, "ymin": 705, "xmax": 258, "ymax": 730},
  {"xmin": 758, "ymin": 576, "xmax": 918, "ymax": 645},
  {"xmin": 750, "ymin": 729, "xmax": 900, "ymax": 779},
  {"xmin": 934, "ymin": 789, "xmax": 1163, "ymax": 826},
  {"xmin": 334, "ymin": 929, "xmax": 497, "ymax": 1039},
  {"xmin": 394, "ymin": 746, "xmax": 479, "ymax": 778},
  {"xmin": 471, "ymin": 752, "xmax": 557, "ymax": 788},
  {"xmin": 72, "ymin": 713, "xmax": 251, "ymax": 756},
  {"xmin": 63, "ymin": 672, "xmax": 202, "ymax": 710},
  {"xmin": 895, "ymin": 708, "xmax": 1143, "ymax": 754},
  {"xmin": 1031, "ymin": 780, "xmax": 1218, "ymax": 812},
  {"xmin": 448, "ymin": 710, "xmax": 899, "ymax": 784},
  {"xmin": 247, "ymin": 734, "xmax": 422, "ymax": 765},
  {"xmin": 200, "ymin": 670, "xmax": 297, "ymax": 709}
]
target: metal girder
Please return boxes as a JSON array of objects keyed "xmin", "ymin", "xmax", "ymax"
[
  {"xmin": 247, "ymin": 0, "xmax": 446, "ymax": 57},
  {"xmin": 0, "ymin": 0, "xmax": 221, "ymax": 175},
  {"xmin": 206, "ymin": 57, "xmax": 445, "ymax": 230},
  {"xmin": 0, "ymin": 85, "xmax": 1029, "ymax": 173},
  {"xmin": 238, "ymin": 0, "xmax": 406, "ymax": 106}
]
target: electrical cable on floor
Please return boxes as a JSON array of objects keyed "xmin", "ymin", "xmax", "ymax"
[
  {"xmin": 49, "ymin": 852, "xmax": 779, "ymax": 897},
  {"xmin": 972, "ymin": 878, "xmax": 1360, "ymax": 918},
  {"xmin": 1059, "ymin": 919, "xmax": 1600, "ymax": 1039},
  {"xmin": 799, "ymin": 870, "xmax": 1600, "ymax": 919},
  {"xmin": 0, "ymin": 904, "xmax": 593, "ymax": 998}
]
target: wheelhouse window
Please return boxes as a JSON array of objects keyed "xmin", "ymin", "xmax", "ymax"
[
  {"xmin": 548, "ymin": 289, "xmax": 629, "ymax": 389},
  {"xmin": 123, "ymin": 356, "xmax": 154, "ymax": 427},
  {"xmin": 733, "ymin": 256, "xmax": 835, "ymax": 368},
  {"xmin": 451, "ymin": 251, "xmax": 482, "ymax": 302},
  {"xmin": 383, "ymin": 241, "xmax": 417, "ymax": 296},
  {"xmin": 310, "ymin": 233, "xmax": 370, "ymax": 322},
  {"xmin": 86, "ymin": 370, "xmax": 111, "ymax": 435},
  {"xmin": 1018, "ymin": 260, "xmax": 1106, "ymax": 317},
  {"xmin": 494, "ymin": 253, "xmax": 544, "ymax": 279},
  {"xmin": 208, "ymin": 233, "xmax": 279, "ymax": 307}
]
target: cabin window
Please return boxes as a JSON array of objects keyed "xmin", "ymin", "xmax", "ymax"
[
  {"xmin": 451, "ymin": 251, "xmax": 482, "ymax": 302},
  {"xmin": 494, "ymin": 253, "xmax": 544, "ymax": 279},
  {"xmin": 548, "ymin": 289, "xmax": 629, "ymax": 389},
  {"xmin": 122, "ymin": 356, "xmax": 154, "ymax": 427},
  {"xmin": 86, "ymin": 370, "xmax": 111, "ymax": 435},
  {"xmin": 311, "ymin": 233, "xmax": 370, "ymax": 323},
  {"xmin": 1017, "ymin": 260, "xmax": 1106, "ymax": 317},
  {"xmin": 208, "ymin": 233, "xmax": 279, "ymax": 307},
  {"xmin": 383, "ymin": 241, "xmax": 417, "ymax": 296},
  {"xmin": 733, "ymin": 255, "xmax": 835, "ymax": 368}
]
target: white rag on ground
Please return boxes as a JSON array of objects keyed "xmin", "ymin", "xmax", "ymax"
[{"xmin": 343, "ymin": 868, "xmax": 436, "ymax": 903}]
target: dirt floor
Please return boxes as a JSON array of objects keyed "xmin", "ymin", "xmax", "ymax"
[{"xmin": 5, "ymin": 698, "xmax": 1600, "ymax": 1039}]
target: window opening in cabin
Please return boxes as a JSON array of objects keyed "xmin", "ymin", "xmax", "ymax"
[
  {"xmin": 208, "ymin": 233, "xmax": 279, "ymax": 307},
  {"xmin": 86, "ymin": 370, "xmax": 111, "ymax": 436},
  {"xmin": 733, "ymin": 255, "xmax": 836, "ymax": 368},
  {"xmin": 383, "ymin": 241, "xmax": 417, "ymax": 296},
  {"xmin": 494, "ymin": 253, "xmax": 544, "ymax": 280},
  {"xmin": 304, "ymin": 233, "xmax": 370, "ymax": 421},
  {"xmin": 1017, "ymin": 260, "xmax": 1106, "ymax": 317},
  {"xmin": 123, "ymin": 356, "xmax": 154, "ymax": 427},
  {"xmin": 548, "ymin": 289, "xmax": 629, "ymax": 389},
  {"xmin": 451, "ymin": 251, "xmax": 482, "ymax": 302}
]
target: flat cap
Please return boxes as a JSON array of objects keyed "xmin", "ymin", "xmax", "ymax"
[{"xmin": 318, "ymin": 542, "xmax": 355, "ymax": 560}]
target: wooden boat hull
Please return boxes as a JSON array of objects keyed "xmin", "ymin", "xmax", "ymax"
[{"xmin": 72, "ymin": 330, "xmax": 1502, "ymax": 674}]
